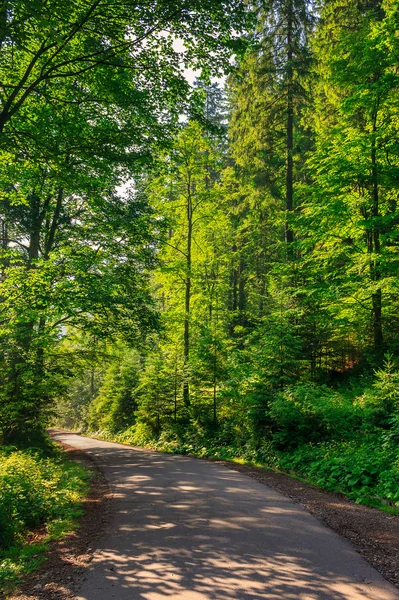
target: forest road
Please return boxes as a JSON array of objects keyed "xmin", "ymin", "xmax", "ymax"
[{"xmin": 51, "ymin": 431, "xmax": 399, "ymax": 600}]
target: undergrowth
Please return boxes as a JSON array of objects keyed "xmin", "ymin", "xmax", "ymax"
[{"xmin": 0, "ymin": 436, "xmax": 90, "ymax": 594}]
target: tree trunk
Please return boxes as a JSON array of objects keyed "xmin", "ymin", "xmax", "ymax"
[
  {"xmin": 183, "ymin": 181, "xmax": 193, "ymax": 408},
  {"xmin": 371, "ymin": 111, "xmax": 383, "ymax": 355},
  {"xmin": 0, "ymin": 199, "xmax": 8, "ymax": 281},
  {"xmin": 44, "ymin": 187, "xmax": 63, "ymax": 258},
  {"xmin": 238, "ymin": 257, "xmax": 246, "ymax": 316},
  {"xmin": 174, "ymin": 366, "xmax": 178, "ymax": 422},
  {"xmin": 285, "ymin": 0, "xmax": 294, "ymax": 247}
]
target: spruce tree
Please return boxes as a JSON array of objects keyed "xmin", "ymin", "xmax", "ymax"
[{"xmin": 302, "ymin": 0, "xmax": 399, "ymax": 363}]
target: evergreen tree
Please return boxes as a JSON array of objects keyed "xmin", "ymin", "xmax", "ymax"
[
  {"xmin": 230, "ymin": 0, "xmax": 314, "ymax": 244},
  {"xmin": 223, "ymin": 0, "xmax": 315, "ymax": 384},
  {"xmin": 300, "ymin": 0, "xmax": 399, "ymax": 364}
]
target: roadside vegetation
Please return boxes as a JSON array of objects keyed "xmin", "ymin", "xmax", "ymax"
[{"xmin": 0, "ymin": 436, "xmax": 90, "ymax": 594}]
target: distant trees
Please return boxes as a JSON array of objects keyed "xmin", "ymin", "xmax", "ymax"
[{"xmin": 148, "ymin": 121, "xmax": 227, "ymax": 413}]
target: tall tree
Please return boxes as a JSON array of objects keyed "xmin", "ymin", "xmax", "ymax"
[
  {"xmin": 149, "ymin": 122, "xmax": 224, "ymax": 409},
  {"xmin": 223, "ymin": 0, "xmax": 314, "ymax": 384},
  {"xmin": 230, "ymin": 0, "xmax": 313, "ymax": 247},
  {"xmin": 300, "ymin": 0, "xmax": 399, "ymax": 362}
]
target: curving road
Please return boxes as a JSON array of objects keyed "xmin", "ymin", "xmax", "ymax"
[{"xmin": 51, "ymin": 431, "xmax": 399, "ymax": 600}]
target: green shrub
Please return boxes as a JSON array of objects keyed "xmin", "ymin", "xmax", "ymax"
[
  {"xmin": 0, "ymin": 448, "xmax": 89, "ymax": 550},
  {"xmin": 383, "ymin": 413, "xmax": 399, "ymax": 447},
  {"xmin": 277, "ymin": 438, "xmax": 399, "ymax": 507},
  {"xmin": 269, "ymin": 383, "xmax": 362, "ymax": 449},
  {"xmin": 117, "ymin": 422, "xmax": 154, "ymax": 446},
  {"xmin": 362, "ymin": 354, "xmax": 399, "ymax": 429}
]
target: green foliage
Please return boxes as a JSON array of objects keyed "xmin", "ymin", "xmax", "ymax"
[
  {"xmin": 55, "ymin": 366, "xmax": 104, "ymax": 432},
  {"xmin": 133, "ymin": 351, "xmax": 178, "ymax": 433},
  {"xmin": 0, "ymin": 443, "xmax": 90, "ymax": 592},
  {"xmin": 87, "ymin": 350, "xmax": 141, "ymax": 434},
  {"xmin": 0, "ymin": 446, "xmax": 89, "ymax": 550},
  {"xmin": 277, "ymin": 438, "xmax": 399, "ymax": 507},
  {"xmin": 269, "ymin": 383, "xmax": 363, "ymax": 449},
  {"xmin": 0, "ymin": 0, "xmax": 249, "ymax": 441},
  {"xmin": 362, "ymin": 354, "xmax": 399, "ymax": 428},
  {"xmin": 0, "ymin": 185, "xmax": 160, "ymax": 441},
  {"xmin": 118, "ymin": 423, "xmax": 156, "ymax": 447},
  {"xmin": 297, "ymin": 0, "xmax": 399, "ymax": 360},
  {"xmin": 7, "ymin": 0, "xmax": 398, "ymax": 522},
  {"xmin": 74, "ymin": 350, "xmax": 399, "ymax": 513}
]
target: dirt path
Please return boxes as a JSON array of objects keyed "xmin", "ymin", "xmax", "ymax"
[{"xmin": 32, "ymin": 430, "xmax": 397, "ymax": 600}]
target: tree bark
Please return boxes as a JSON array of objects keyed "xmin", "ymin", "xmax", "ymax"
[
  {"xmin": 183, "ymin": 180, "xmax": 193, "ymax": 408},
  {"xmin": 371, "ymin": 110, "xmax": 383, "ymax": 355},
  {"xmin": 285, "ymin": 0, "xmax": 294, "ymax": 247}
]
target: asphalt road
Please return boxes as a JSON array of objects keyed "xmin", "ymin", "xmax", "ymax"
[{"xmin": 51, "ymin": 431, "xmax": 399, "ymax": 600}]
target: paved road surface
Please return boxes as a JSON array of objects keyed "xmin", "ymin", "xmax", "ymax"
[{"xmin": 52, "ymin": 431, "xmax": 399, "ymax": 600}]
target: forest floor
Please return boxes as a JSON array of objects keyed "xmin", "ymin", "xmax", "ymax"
[{"xmin": 6, "ymin": 432, "xmax": 399, "ymax": 599}]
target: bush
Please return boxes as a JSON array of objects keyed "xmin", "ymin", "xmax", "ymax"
[
  {"xmin": 117, "ymin": 422, "xmax": 154, "ymax": 446},
  {"xmin": 0, "ymin": 447, "xmax": 89, "ymax": 550},
  {"xmin": 269, "ymin": 383, "xmax": 362, "ymax": 449},
  {"xmin": 277, "ymin": 437, "xmax": 399, "ymax": 507}
]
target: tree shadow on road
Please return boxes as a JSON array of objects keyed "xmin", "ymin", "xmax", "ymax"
[{"xmin": 51, "ymin": 432, "xmax": 396, "ymax": 600}]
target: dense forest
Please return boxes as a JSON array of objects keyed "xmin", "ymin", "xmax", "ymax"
[{"xmin": 0, "ymin": 0, "xmax": 398, "ymax": 560}]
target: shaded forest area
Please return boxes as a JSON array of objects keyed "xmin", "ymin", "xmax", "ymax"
[{"xmin": 1, "ymin": 0, "xmax": 399, "ymax": 533}]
